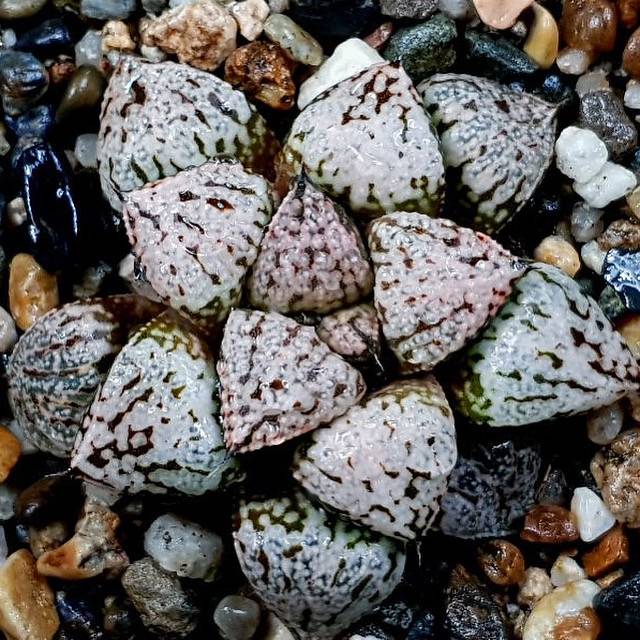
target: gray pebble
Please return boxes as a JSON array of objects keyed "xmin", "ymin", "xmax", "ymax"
[
  {"xmin": 142, "ymin": 0, "xmax": 168, "ymax": 13},
  {"xmin": 0, "ymin": 51, "xmax": 48, "ymax": 115},
  {"xmin": 380, "ymin": 0, "xmax": 436, "ymax": 18},
  {"xmin": 80, "ymin": 0, "xmax": 137, "ymax": 20},
  {"xmin": 214, "ymin": 595, "xmax": 261, "ymax": 640},
  {"xmin": 121, "ymin": 558, "xmax": 200, "ymax": 637},
  {"xmin": 0, "ymin": 0, "xmax": 47, "ymax": 19},
  {"xmin": 579, "ymin": 89, "xmax": 638, "ymax": 159}
]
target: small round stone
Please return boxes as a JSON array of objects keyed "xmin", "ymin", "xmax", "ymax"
[
  {"xmin": 582, "ymin": 526, "xmax": 630, "ymax": 578},
  {"xmin": 555, "ymin": 127, "xmax": 608, "ymax": 183},
  {"xmin": 560, "ymin": 0, "xmax": 617, "ymax": 59},
  {"xmin": 523, "ymin": 2, "xmax": 559, "ymax": 69},
  {"xmin": 571, "ymin": 487, "xmax": 616, "ymax": 543},
  {"xmin": 624, "ymin": 26, "xmax": 640, "ymax": 80},
  {"xmin": 575, "ymin": 69, "xmax": 610, "ymax": 97},
  {"xmin": 586, "ymin": 402, "xmax": 624, "ymax": 445},
  {"xmin": 214, "ymin": 595, "xmax": 261, "ymax": 640},
  {"xmin": 9, "ymin": 254, "xmax": 59, "ymax": 332},
  {"xmin": 144, "ymin": 514, "xmax": 223, "ymax": 582},
  {"xmin": 0, "ymin": 0, "xmax": 47, "ymax": 19},
  {"xmin": 229, "ymin": 0, "xmax": 270, "ymax": 40},
  {"xmin": 556, "ymin": 47, "xmax": 590, "ymax": 75},
  {"xmin": 625, "ymin": 79, "xmax": 640, "ymax": 109},
  {"xmin": 517, "ymin": 567, "xmax": 553, "ymax": 608},
  {"xmin": 476, "ymin": 540, "xmax": 525, "ymax": 586},
  {"xmin": 0, "ymin": 485, "xmax": 17, "ymax": 521},
  {"xmin": 575, "ymin": 162, "xmax": 638, "ymax": 209},
  {"xmin": 74, "ymin": 30, "xmax": 102, "ymax": 68},
  {"xmin": 521, "ymin": 504, "xmax": 579, "ymax": 544},
  {"xmin": 263, "ymin": 13, "xmax": 323, "ymax": 65},
  {"xmin": 570, "ymin": 203, "xmax": 604, "ymax": 244},
  {"xmin": 73, "ymin": 133, "xmax": 98, "ymax": 169},
  {"xmin": 55, "ymin": 65, "xmax": 106, "ymax": 122},
  {"xmin": 580, "ymin": 240, "xmax": 606, "ymax": 274},
  {"xmin": 0, "ymin": 426, "xmax": 21, "ymax": 483},
  {"xmin": 0, "ymin": 51, "xmax": 49, "ymax": 115},
  {"xmin": 550, "ymin": 556, "xmax": 586, "ymax": 587},
  {"xmin": 101, "ymin": 20, "xmax": 136, "ymax": 53},
  {"xmin": 533, "ymin": 236, "xmax": 581, "ymax": 277}
]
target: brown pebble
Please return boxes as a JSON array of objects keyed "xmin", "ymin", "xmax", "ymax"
[
  {"xmin": 597, "ymin": 568, "xmax": 625, "ymax": 588},
  {"xmin": 521, "ymin": 504, "xmax": 580, "ymax": 544},
  {"xmin": 533, "ymin": 235, "xmax": 581, "ymax": 277},
  {"xmin": 560, "ymin": 0, "xmax": 617, "ymax": 59},
  {"xmin": 477, "ymin": 539, "xmax": 526, "ymax": 586},
  {"xmin": 363, "ymin": 21, "xmax": 394, "ymax": 50},
  {"xmin": 624, "ymin": 27, "xmax": 640, "ymax": 80},
  {"xmin": 0, "ymin": 549, "xmax": 59, "ymax": 640},
  {"xmin": 0, "ymin": 426, "xmax": 20, "ymax": 484},
  {"xmin": 9, "ymin": 254, "xmax": 59, "ymax": 331},
  {"xmin": 47, "ymin": 57, "xmax": 76, "ymax": 85},
  {"xmin": 591, "ymin": 428, "xmax": 640, "ymax": 528},
  {"xmin": 620, "ymin": 0, "xmax": 640, "ymax": 29},
  {"xmin": 598, "ymin": 218, "xmax": 640, "ymax": 251},
  {"xmin": 582, "ymin": 526, "xmax": 630, "ymax": 578},
  {"xmin": 617, "ymin": 315, "xmax": 640, "ymax": 359},
  {"xmin": 225, "ymin": 41, "xmax": 296, "ymax": 111},
  {"xmin": 553, "ymin": 607, "xmax": 602, "ymax": 640}
]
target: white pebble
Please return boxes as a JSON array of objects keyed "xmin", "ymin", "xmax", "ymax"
[
  {"xmin": 517, "ymin": 568, "xmax": 553, "ymax": 608},
  {"xmin": 574, "ymin": 161, "xmax": 638, "ymax": 208},
  {"xmin": 438, "ymin": 0, "xmax": 474, "ymax": 19},
  {"xmin": 297, "ymin": 38, "xmax": 383, "ymax": 110},
  {"xmin": 580, "ymin": 240, "xmax": 606, "ymax": 274},
  {"xmin": 571, "ymin": 487, "xmax": 616, "ymax": 543},
  {"xmin": 0, "ymin": 485, "xmax": 17, "ymax": 522},
  {"xmin": 523, "ymin": 580, "xmax": 600, "ymax": 640},
  {"xmin": 267, "ymin": 0, "xmax": 288, "ymax": 12},
  {"xmin": 6, "ymin": 197, "xmax": 26, "ymax": 228},
  {"xmin": 555, "ymin": 127, "xmax": 608, "ymax": 183},
  {"xmin": 575, "ymin": 70, "xmax": 609, "ymax": 97},
  {"xmin": 144, "ymin": 513, "xmax": 223, "ymax": 581},
  {"xmin": 1, "ymin": 29, "xmax": 16, "ymax": 49},
  {"xmin": 75, "ymin": 30, "xmax": 103, "ymax": 68},
  {"xmin": 0, "ymin": 527, "xmax": 6, "ymax": 565},
  {"xmin": 229, "ymin": 0, "xmax": 270, "ymax": 40},
  {"xmin": 625, "ymin": 79, "xmax": 640, "ymax": 110},
  {"xmin": 586, "ymin": 402, "xmax": 624, "ymax": 445},
  {"xmin": 556, "ymin": 47, "xmax": 590, "ymax": 75},
  {"xmin": 550, "ymin": 556, "xmax": 586, "ymax": 587},
  {"xmin": 140, "ymin": 44, "xmax": 167, "ymax": 62},
  {"xmin": 0, "ymin": 307, "xmax": 17, "ymax": 354},
  {"xmin": 74, "ymin": 133, "xmax": 98, "ymax": 169},
  {"xmin": 570, "ymin": 203, "xmax": 604, "ymax": 243}
]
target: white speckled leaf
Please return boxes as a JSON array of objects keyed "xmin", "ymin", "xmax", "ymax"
[
  {"xmin": 98, "ymin": 57, "xmax": 279, "ymax": 211},
  {"xmin": 279, "ymin": 62, "xmax": 445, "ymax": 219},
  {"xmin": 247, "ymin": 176, "xmax": 373, "ymax": 314},
  {"xmin": 71, "ymin": 313, "xmax": 242, "ymax": 496},
  {"xmin": 8, "ymin": 296, "xmax": 163, "ymax": 458},
  {"xmin": 368, "ymin": 212, "xmax": 523, "ymax": 372},
  {"xmin": 418, "ymin": 74, "xmax": 557, "ymax": 233},
  {"xmin": 293, "ymin": 376, "xmax": 457, "ymax": 541},
  {"xmin": 123, "ymin": 160, "xmax": 274, "ymax": 329},
  {"xmin": 217, "ymin": 309, "xmax": 366, "ymax": 453},
  {"xmin": 452, "ymin": 263, "xmax": 640, "ymax": 426},
  {"xmin": 233, "ymin": 491, "xmax": 405, "ymax": 640}
]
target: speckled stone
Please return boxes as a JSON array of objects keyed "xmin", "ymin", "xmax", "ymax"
[
  {"xmin": 294, "ymin": 376, "xmax": 457, "ymax": 540},
  {"xmin": 97, "ymin": 57, "xmax": 278, "ymax": 211},
  {"xmin": 8, "ymin": 296, "xmax": 162, "ymax": 457},
  {"xmin": 233, "ymin": 491, "xmax": 405, "ymax": 639},
  {"xmin": 71, "ymin": 313, "xmax": 242, "ymax": 496},
  {"xmin": 217, "ymin": 309, "xmax": 365, "ymax": 453},
  {"xmin": 124, "ymin": 160, "xmax": 274, "ymax": 330},
  {"xmin": 452, "ymin": 263, "xmax": 639, "ymax": 426},
  {"xmin": 419, "ymin": 74, "xmax": 557, "ymax": 233},
  {"xmin": 248, "ymin": 176, "xmax": 372, "ymax": 314},
  {"xmin": 144, "ymin": 514, "xmax": 222, "ymax": 581},
  {"xmin": 278, "ymin": 62, "xmax": 444, "ymax": 219},
  {"xmin": 368, "ymin": 212, "xmax": 522, "ymax": 372},
  {"xmin": 380, "ymin": 0, "xmax": 436, "ymax": 18}
]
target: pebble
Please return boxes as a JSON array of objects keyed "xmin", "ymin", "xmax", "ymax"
[
  {"xmin": 550, "ymin": 556, "xmax": 586, "ymax": 587},
  {"xmin": 213, "ymin": 595, "xmax": 262, "ymax": 640},
  {"xmin": 618, "ymin": 314, "xmax": 640, "ymax": 358},
  {"xmin": 582, "ymin": 526, "xmax": 630, "ymax": 578},
  {"xmin": 0, "ymin": 549, "xmax": 59, "ymax": 640},
  {"xmin": 523, "ymin": 2, "xmax": 559, "ymax": 69},
  {"xmin": 599, "ymin": 218, "xmax": 640, "ymax": 251},
  {"xmin": 556, "ymin": 47, "xmax": 590, "ymax": 75},
  {"xmin": 581, "ymin": 239, "xmax": 606, "ymax": 274},
  {"xmin": 80, "ymin": 0, "xmax": 137, "ymax": 20},
  {"xmin": 587, "ymin": 402, "xmax": 624, "ymax": 445},
  {"xmin": 591, "ymin": 429, "xmax": 640, "ymax": 528},
  {"xmin": 560, "ymin": 0, "xmax": 617, "ymax": 60},
  {"xmin": 56, "ymin": 65, "xmax": 107, "ymax": 122},
  {"xmin": 620, "ymin": 0, "xmax": 640, "ymax": 28},
  {"xmin": 571, "ymin": 487, "xmax": 616, "ymax": 543},
  {"xmin": 533, "ymin": 235, "xmax": 581, "ymax": 277},
  {"xmin": 29, "ymin": 521, "xmax": 70, "ymax": 558},
  {"xmin": 139, "ymin": 43, "xmax": 167, "ymax": 61},
  {"xmin": 0, "ymin": 485, "xmax": 16, "ymax": 521},
  {"xmin": 380, "ymin": 0, "xmax": 436, "ymax": 19},
  {"xmin": 144, "ymin": 514, "xmax": 223, "ymax": 581},
  {"xmin": 5, "ymin": 103, "xmax": 55, "ymax": 140},
  {"xmin": 624, "ymin": 26, "xmax": 640, "ymax": 80},
  {"xmin": 476, "ymin": 540, "xmax": 526, "ymax": 586},
  {"xmin": 74, "ymin": 30, "xmax": 102, "ymax": 68},
  {"xmin": 0, "ymin": 0, "xmax": 47, "ymax": 19},
  {"xmin": 225, "ymin": 42, "xmax": 296, "ymax": 110},
  {"xmin": 101, "ymin": 20, "xmax": 136, "ymax": 52},
  {"xmin": 518, "ymin": 569, "xmax": 553, "ymax": 608},
  {"xmin": 594, "ymin": 570, "xmax": 640, "ymax": 630},
  {"xmin": 383, "ymin": 14, "xmax": 456, "ymax": 83},
  {"xmin": 579, "ymin": 90, "xmax": 638, "ymax": 159},
  {"xmin": 363, "ymin": 21, "xmax": 393, "ymax": 49},
  {"xmin": 626, "ymin": 80, "xmax": 640, "ymax": 112},
  {"xmin": 263, "ymin": 13, "xmax": 322, "ymax": 66},
  {"xmin": 575, "ymin": 162, "xmax": 637, "ymax": 209},
  {"xmin": 73, "ymin": 133, "xmax": 98, "ymax": 168},
  {"xmin": 0, "ymin": 426, "xmax": 21, "ymax": 484},
  {"xmin": 439, "ymin": 0, "xmax": 474, "ymax": 18},
  {"xmin": 71, "ymin": 263, "xmax": 109, "ymax": 298},
  {"xmin": 599, "ymin": 285, "xmax": 627, "ymax": 321},
  {"xmin": 8, "ymin": 254, "xmax": 59, "ymax": 332},
  {"xmin": 575, "ymin": 69, "xmax": 610, "ymax": 98},
  {"xmin": 0, "ymin": 307, "xmax": 17, "ymax": 353},
  {"xmin": 555, "ymin": 126, "xmax": 608, "ymax": 183},
  {"xmin": 15, "ymin": 19, "xmax": 72, "ymax": 58},
  {"xmin": 570, "ymin": 203, "xmax": 604, "ymax": 243},
  {"xmin": 122, "ymin": 557, "xmax": 200, "ymax": 637},
  {"xmin": 602, "ymin": 249, "xmax": 640, "ymax": 311},
  {"xmin": 0, "ymin": 51, "xmax": 49, "ymax": 115},
  {"xmin": 521, "ymin": 504, "xmax": 580, "ymax": 544},
  {"xmin": 140, "ymin": 0, "xmax": 237, "ymax": 71},
  {"xmin": 229, "ymin": 0, "xmax": 270, "ymax": 40},
  {"xmin": 15, "ymin": 473, "xmax": 82, "ymax": 528},
  {"xmin": 48, "ymin": 57, "xmax": 76, "ymax": 85},
  {"xmin": 297, "ymin": 37, "xmax": 382, "ymax": 109},
  {"xmin": 443, "ymin": 565, "xmax": 509, "ymax": 640},
  {"xmin": 37, "ymin": 496, "xmax": 129, "ymax": 579}
]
